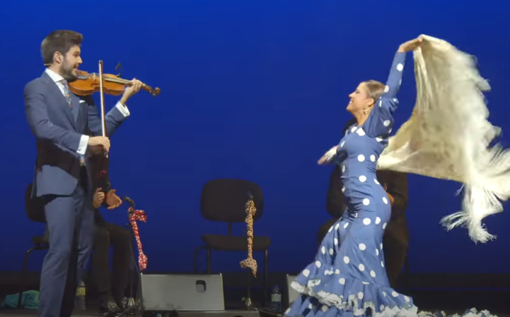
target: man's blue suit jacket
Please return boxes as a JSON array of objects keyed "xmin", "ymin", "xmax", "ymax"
[{"xmin": 24, "ymin": 71, "xmax": 127, "ymax": 197}]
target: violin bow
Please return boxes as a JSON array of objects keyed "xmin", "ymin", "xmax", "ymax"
[{"xmin": 98, "ymin": 61, "xmax": 108, "ymax": 158}]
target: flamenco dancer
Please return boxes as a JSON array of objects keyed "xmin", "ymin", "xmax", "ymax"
[{"xmin": 285, "ymin": 36, "xmax": 496, "ymax": 317}]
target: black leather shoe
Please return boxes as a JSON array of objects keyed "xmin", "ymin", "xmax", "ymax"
[{"xmin": 98, "ymin": 293, "xmax": 122, "ymax": 316}]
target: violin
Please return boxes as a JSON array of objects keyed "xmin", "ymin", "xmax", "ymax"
[
  {"xmin": 82, "ymin": 60, "xmax": 161, "ymax": 159},
  {"xmin": 69, "ymin": 68, "xmax": 161, "ymax": 97}
]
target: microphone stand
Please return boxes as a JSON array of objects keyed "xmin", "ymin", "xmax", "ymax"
[{"xmin": 116, "ymin": 197, "xmax": 141, "ymax": 317}]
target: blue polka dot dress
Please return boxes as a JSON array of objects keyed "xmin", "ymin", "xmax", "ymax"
[{"xmin": 284, "ymin": 52, "xmax": 496, "ymax": 317}]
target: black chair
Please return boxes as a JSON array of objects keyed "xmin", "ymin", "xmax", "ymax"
[
  {"xmin": 18, "ymin": 183, "xmax": 48, "ymax": 308},
  {"xmin": 193, "ymin": 179, "xmax": 270, "ymax": 307}
]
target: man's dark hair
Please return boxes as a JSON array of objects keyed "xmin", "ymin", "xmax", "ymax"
[{"xmin": 41, "ymin": 30, "xmax": 83, "ymax": 66}]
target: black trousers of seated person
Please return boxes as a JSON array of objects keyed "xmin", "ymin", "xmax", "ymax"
[
  {"xmin": 317, "ymin": 217, "xmax": 408, "ymax": 288},
  {"xmin": 90, "ymin": 221, "xmax": 132, "ymax": 304}
]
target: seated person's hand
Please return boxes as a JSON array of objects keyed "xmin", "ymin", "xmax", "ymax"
[
  {"xmin": 383, "ymin": 184, "xmax": 395, "ymax": 205},
  {"xmin": 386, "ymin": 192, "xmax": 394, "ymax": 205},
  {"xmin": 93, "ymin": 188, "xmax": 105, "ymax": 209},
  {"xmin": 106, "ymin": 189, "xmax": 123, "ymax": 210}
]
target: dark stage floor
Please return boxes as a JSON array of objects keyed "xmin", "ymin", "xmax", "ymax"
[
  {"xmin": 1, "ymin": 271, "xmax": 509, "ymax": 317},
  {"xmin": 0, "ymin": 309, "xmax": 99, "ymax": 317},
  {"xmin": 1, "ymin": 307, "xmax": 509, "ymax": 317}
]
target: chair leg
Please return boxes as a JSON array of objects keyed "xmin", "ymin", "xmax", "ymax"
[
  {"xmin": 244, "ymin": 270, "xmax": 253, "ymax": 310},
  {"xmin": 193, "ymin": 246, "xmax": 212, "ymax": 274},
  {"xmin": 193, "ymin": 246, "xmax": 206, "ymax": 273},
  {"xmin": 263, "ymin": 249, "xmax": 269, "ymax": 307},
  {"xmin": 206, "ymin": 247, "xmax": 211, "ymax": 274},
  {"xmin": 18, "ymin": 246, "xmax": 38, "ymax": 309}
]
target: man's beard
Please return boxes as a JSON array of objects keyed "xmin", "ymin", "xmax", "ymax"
[{"xmin": 61, "ymin": 61, "xmax": 78, "ymax": 82}]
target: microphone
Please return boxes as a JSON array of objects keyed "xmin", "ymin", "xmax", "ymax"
[{"xmin": 123, "ymin": 196, "xmax": 135, "ymax": 207}]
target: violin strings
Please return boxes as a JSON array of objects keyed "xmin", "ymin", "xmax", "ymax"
[{"xmin": 85, "ymin": 72, "xmax": 151, "ymax": 90}]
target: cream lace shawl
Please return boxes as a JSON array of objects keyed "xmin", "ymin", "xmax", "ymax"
[{"xmin": 377, "ymin": 35, "xmax": 507, "ymax": 243}]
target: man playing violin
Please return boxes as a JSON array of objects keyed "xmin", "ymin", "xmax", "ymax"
[{"xmin": 24, "ymin": 30, "xmax": 142, "ymax": 317}]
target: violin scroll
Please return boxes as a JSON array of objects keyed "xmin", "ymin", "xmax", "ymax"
[{"xmin": 145, "ymin": 85, "xmax": 161, "ymax": 97}]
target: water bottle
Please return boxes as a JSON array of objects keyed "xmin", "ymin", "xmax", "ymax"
[
  {"xmin": 270, "ymin": 285, "xmax": 282, "ymax": 313},
  {"xmin": 74, "ymin": 281, "xmax": 86, "ymax": 311}
]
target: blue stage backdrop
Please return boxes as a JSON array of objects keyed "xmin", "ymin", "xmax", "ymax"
[{"xmin": 0, "ymin": 0, "xmax": 508, "ymax": 274}]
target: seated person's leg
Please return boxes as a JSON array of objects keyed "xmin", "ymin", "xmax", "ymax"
[
  {"xmin": 101, "ymin": 222, "xmax": 132, "ymax": 306},
  {"xmin": 382, "ymin": 234, "xmax": 408, "ymax": 289},
  {"xmin": 317, "ymin": 218, "xmax": 339, "ymax": 246},
  {"xmin": 90, "ymin": 225, "xmax": 121, "ymax": 312}
]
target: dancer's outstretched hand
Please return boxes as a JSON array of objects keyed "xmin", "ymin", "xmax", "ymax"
[
  {"xmin": 318, "ymin": 146, "xmax": 338, "ymax": 165},
  {"xmin": 398, "ymin": 36, "xmax": 424, "ymax": 52}
]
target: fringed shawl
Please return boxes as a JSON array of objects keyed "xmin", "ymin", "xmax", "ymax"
[{"xmin": 378, "ymin": 35, "xmax": 507, "ymax": 243}]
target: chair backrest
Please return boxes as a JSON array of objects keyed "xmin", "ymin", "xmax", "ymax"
[
  {"xmin": 200, "ymin": 179, "xmax": 264, "ymax": 223},
  {"xmin": 25, "ymin": 183, "xmax": 46, "ymax": 223}
]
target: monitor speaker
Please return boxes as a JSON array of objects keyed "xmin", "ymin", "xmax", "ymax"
[{"xmin": 138, "ymin": 273, "xmax": 225, "ymax": 312}]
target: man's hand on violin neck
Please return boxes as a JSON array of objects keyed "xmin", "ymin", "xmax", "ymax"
[
  {"xmin": 88, "ymin": 136, "xmax": 110, "ymax": 152},
  {"xmin": 120, "ymin": 78, "xmax": 143, "ymax": 105}
]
